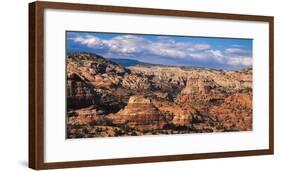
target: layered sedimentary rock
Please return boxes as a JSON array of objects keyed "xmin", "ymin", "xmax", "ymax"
[
  {"xmin": 176, "ymin": 72, "xmax": 252, "ymax": 132},
  {"xmin": 129, "ymin": 66, "xmax": 188, "ymax": 93},
  {"xmin": 66, "ymin": 52, "xmax": 253, "ymax": 138},
  {"xmin": 180, "ymin": 76, "xmax": 218, "ymax": 95},
  {"xmin": 67, "ymin": 72, "xmax": 98, "ymax": 109},
  {"xmin": 111, "ymin": 95, "xmax": 167, "ymax": 131},
  {"xmin": 121, "ymin": 73, "xmax": 151, "ymax": 90},
  {"xmin": 209, "ymin": 92, "xmax": 252, "ymax": 131},
  {"xmin": 153, "ymin": 101, "xmax": 194, "ymax": 126},
  {"xmin": 67, "ymin": 53, "xmax": 129, "ymax": 113}
]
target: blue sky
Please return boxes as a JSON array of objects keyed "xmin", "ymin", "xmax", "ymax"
[{"xmin": 66, "ymin": 31, "xmax": 253, "ymax": 70}]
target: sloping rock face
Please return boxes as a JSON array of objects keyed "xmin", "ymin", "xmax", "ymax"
[
  {"xmin": 67, "ymin": 73, "xmax": 98, "ymax": 109},
  {"xmin": 176, "ymin": 72, "xmax": 252, "ymax": 132},
  {"xmin": 209, "ymin": 92, "xmax": 252, "ymax": 131},
  {"xmin": 67, "ymin": 53, "xmax": 129, "ymax": 113},
  {"xmin": 111, "ymin": 95, "xmax": 167, "ymax": 131},
  {"xmin": 67, "ymin": 52, "xmax": 127, "ymax": 88},
  {"xmin": 128, "ymin": 66, "xmax": 188, "ymax": 94},
  {"xmin": 66, "ymin": 52, "xmax": 253, "ymax": 138},
  {"xmin": 180, "ymin": 76, "xmax": 218, "ymax": 95},
  {"xmin": 122, "ymin": 74, "xmax": 151, "ymax": 90}
]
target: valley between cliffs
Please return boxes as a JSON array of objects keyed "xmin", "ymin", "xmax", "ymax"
[{"xmin": 66, "ymin": 52, "xmax": 252, "ymax": 138}]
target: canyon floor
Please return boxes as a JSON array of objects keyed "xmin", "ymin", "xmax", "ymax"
[{"xmin": 66, "ymin": 52, "xmax": 253, "ymax": 138}]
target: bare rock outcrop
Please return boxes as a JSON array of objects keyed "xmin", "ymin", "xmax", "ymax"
[
  {"xmin": 153, "ymin": 101, "xmax": 194, "ymax": 126},
  {"xmin": 122, "ymin": 73, "xmax": 151, "ymax": 90},
  {"xmin": 209, "ymin": 92, "xmax": 252, "ymax": 131},
  {"xmin": 180, "ymin": 76, "xmax": 218, "ymax": 95},
  {"xmin": 66, "ymin": 52, "xmax": 253, "ymax": 138},
  {"xmin": 67, "ymin": 73, "xmax": 98, "ymax": 109},
  {"xmin": 111, "ymin": 95, "xmax": 167, "ymax": 131}
]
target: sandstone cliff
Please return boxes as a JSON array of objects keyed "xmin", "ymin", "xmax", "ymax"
[{"xmin": 66, "ymin": 52, "xmax": 253, "ymax": 138}]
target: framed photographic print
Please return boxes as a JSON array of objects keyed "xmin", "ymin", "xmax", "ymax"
[{"xmin": 29, "ymin": 1, "xmax": 274, "ymax": 170}]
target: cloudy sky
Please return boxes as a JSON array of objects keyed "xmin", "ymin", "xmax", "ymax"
[{"xmin": 66, "ymin": 31, "xmax": 253, "ymax": 70}]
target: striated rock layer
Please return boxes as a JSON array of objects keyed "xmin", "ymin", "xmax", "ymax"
[
  {"xmin": 110, "ymin": 95, "xmax": 167, "ymax": 131},
  {"xmin": 66, "ymin": 52, "xmax": 253, "ymax": 138}
]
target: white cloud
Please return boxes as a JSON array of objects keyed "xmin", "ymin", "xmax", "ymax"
[
  {"xmin": 209, "ymin": 50, "xmax": 222, "ymax": 57},
  {"xmin": 72, "ymin": 35, "xmax": 106, "ymax": 48},
  {"xmin": 193, "ymin": 44, "xmax": 210, "ymax": 51},
  {"xmin": 227, "ymin": 56, "xmax": 252, "ymax": 66},
  {"xmin": 70, "ymin": 34, "xmax": 252, "ymax": 68},
  {"xmin": 224, "ymin": 46, "xmax": 252, "ymax": 66},
  {"xmin": 72, "ymin": 34, "xmax": 216, "ymax": 60},
  {"xmin": 225, "ymin": 47, "xmax": 246, "ymax": 54}
]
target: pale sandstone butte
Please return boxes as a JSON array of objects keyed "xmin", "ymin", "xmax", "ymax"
[{"xmin": 112, "ymin": 95, "xmax": 167, "ymax": 131}]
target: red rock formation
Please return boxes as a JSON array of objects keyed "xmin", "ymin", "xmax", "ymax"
[
  {"xmin": 209, "ymin": 93, "xmax": 252, "ymax": 131},
  {"xmin": 111, "ymin": 95, "xmax": 167, "ymax": 131},
  {"xmin": 66, "ymin": 52, "xmax": 253, "ymax": 138},
  {"xmin": 180, "ymin": 76, "xmax": 218, "ymax": 95},
  {"xmin": 152, "ymin": 101, "xmax": 195, "ymax": 126}
]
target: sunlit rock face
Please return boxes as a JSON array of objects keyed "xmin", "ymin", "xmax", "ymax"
[
  {"xmin": 111, "ymin": 95, "xmax": 167, "ymax": 131},
  {"xmin": 66, "ymin": 52, "xmax": 252, "ymax": 138}
]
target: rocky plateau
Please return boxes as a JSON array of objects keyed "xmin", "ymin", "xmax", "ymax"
[{"xmin": 66, "ymin": 52, "xmax": 253, "ymax": 138}]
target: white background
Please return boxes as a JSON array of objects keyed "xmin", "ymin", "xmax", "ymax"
[
  {"xmin": 0, "ymin": 0, "xmax": 280, "ymax": 170},
  {"xmin": 45, "ymin": 9, "xmax": 269, "ymax": 162}
]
